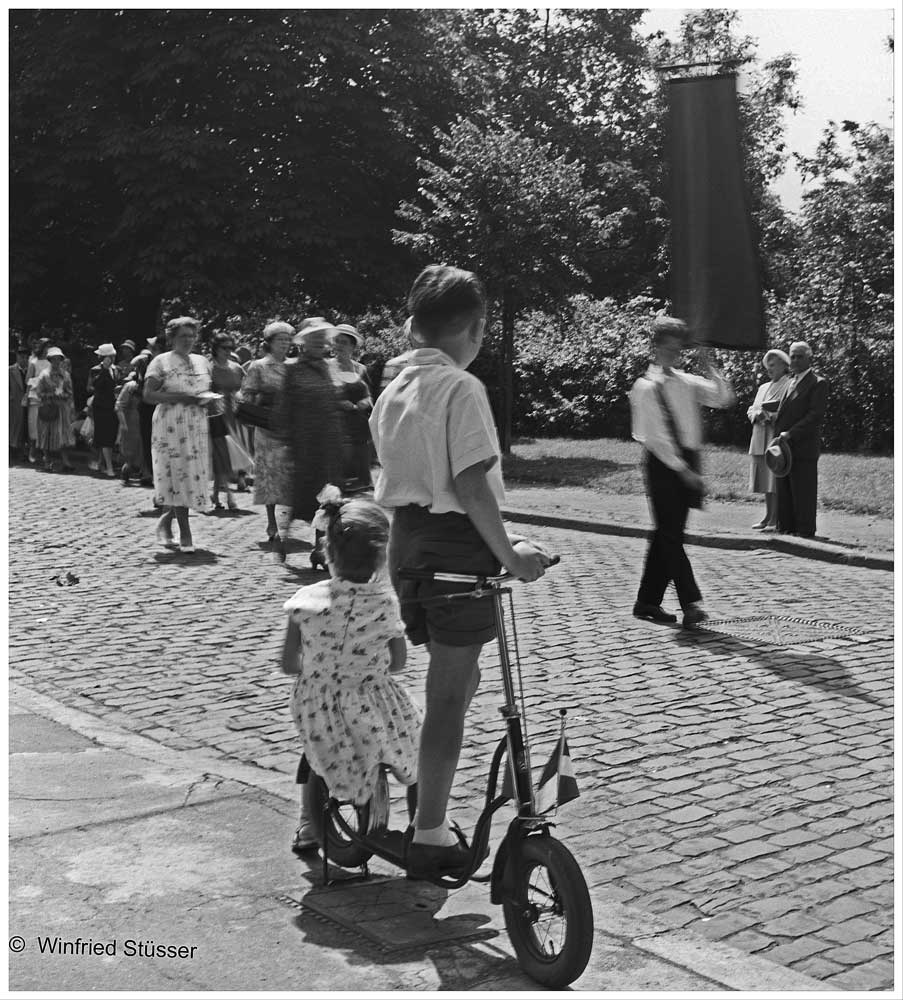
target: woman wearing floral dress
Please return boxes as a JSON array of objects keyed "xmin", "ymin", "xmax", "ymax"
[
  {"xmin": 25, "ymin": 337, "xmax": 51, "ymax": 464},
  {"xmin": 239, "ymin": 321, "xmax": 292, "ymax": 545},
  {"xmin": 115, "ymin": 355, "xmax": 150, "ymax": 482},
  {"xmin": 34, "ymin": 347, "xmax": 76, "ymax": 472},
  {"xmin": 143, "ymin": 317, "xmax": 212, "ymax": 553}
]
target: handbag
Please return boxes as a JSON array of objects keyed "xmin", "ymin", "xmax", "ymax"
[
  {"xmin": 235, "ymin": 400, "xmax": 271, "ymax": 430},
  {"xmin": 653, "ymin": 379, "xmax": 705, "ymax": 509},
  {"xmin": 38, "ymin": 399, "xmax": 61, "ymax": 422}
]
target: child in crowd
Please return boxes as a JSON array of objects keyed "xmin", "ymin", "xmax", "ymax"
[
  {"xmin": 281, "ymin": 487, "xmax": 421, "ymax": 852},
  {"xmin": 369, "ymin": 264, "xmax": 550, "ymax": 876}
]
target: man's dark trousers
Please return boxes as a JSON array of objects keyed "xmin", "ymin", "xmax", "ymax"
[
  {"xmin": 637, "ymin": 451, "xmax": 702, "ymax": 610},
  {"xmin": 775, "ymin": 459, "xmax": 818, "ymax": 538}
]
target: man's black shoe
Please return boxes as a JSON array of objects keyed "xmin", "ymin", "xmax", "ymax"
[
  {"xmin": 682, "ymin": 605, "xmax": 709, "ymax": 630},
  {"xmin": 633, "ymin": 602, "xmax": 677, "ymax": 624}
]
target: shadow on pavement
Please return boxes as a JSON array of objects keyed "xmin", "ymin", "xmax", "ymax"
[
  {"xmin": 152, "ymin": 549, "xmax": 219, "ymax": 565},
  {"xmin": 674, "ymin": 629, "xmax": 886, "ymax": 706},
  {"xmin": 289, "ymin": 871, "xmax": 504, "ymax": 985}
]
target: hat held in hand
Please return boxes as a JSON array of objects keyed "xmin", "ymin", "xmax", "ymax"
[{"xmin": 764, "ymin": 436, "xmax": 792, "ymax": 478}]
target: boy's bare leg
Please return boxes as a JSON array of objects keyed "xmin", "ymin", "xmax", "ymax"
[{"xmin": 414, "ymin": 640, "xmax": 483, "ymax": 836}]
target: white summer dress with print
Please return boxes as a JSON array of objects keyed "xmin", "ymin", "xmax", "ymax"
[{"xmin": 286, "ymin": 578, "xmax": 421, "ymax": 805}]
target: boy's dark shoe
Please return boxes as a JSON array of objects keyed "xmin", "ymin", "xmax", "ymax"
[
  {"xmin": 682, "ymin": 604, "xmax": 709, "ymax": 630},
  {"xmin": 632, "ymin": 602, "xmax": 677, "ymax": 624}
]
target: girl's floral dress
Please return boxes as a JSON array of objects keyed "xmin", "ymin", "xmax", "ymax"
[
  {"xmin": 286, "ymin": 578, "xmax": 421, "ymax": 805},
  {"xmin": 146, "ymin": 351, "xmax": 211, "ymax": 510}
]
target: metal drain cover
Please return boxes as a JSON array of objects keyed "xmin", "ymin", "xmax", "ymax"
[
  {"xmin": 701, "ymin": 615, "xmax": 875, "ymax": 645},
  {"xmin": 281, "ymin": 876, "xmax": 498, "ymax": 954}
]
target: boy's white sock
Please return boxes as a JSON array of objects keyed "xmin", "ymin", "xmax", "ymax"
[{"xmin": 412, "ymin": 823, "xmax": 457, "ymax": 847}]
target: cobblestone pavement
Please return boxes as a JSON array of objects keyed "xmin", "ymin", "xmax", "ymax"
[{"xmin": 8, "ymin": 465, "xmax": 895, "ymax": 991}]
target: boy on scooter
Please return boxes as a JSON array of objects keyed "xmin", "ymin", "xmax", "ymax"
[{"xmin": 369, "ymin": 264, "xmax": 550, "ymax": 877}]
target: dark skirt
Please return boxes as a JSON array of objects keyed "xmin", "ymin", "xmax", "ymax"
[{"xmin": 93, "ymin": 406, "xmax": 118, "ymax": 448}]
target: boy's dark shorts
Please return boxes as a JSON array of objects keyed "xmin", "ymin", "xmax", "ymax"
[{"xmin": 389, "ymin": 505, "xmax": 500, "ymax": 648}]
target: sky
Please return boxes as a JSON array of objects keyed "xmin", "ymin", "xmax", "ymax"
[{"xmin": 639, "ymin": 6, "xmax": 896, "ymax": 213}]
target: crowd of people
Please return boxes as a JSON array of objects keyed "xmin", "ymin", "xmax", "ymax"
[{"xmin": 9, "ymin": 316, "xmax": 379, "ymax": 559}]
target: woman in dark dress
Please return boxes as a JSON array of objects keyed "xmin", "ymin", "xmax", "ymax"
[
  {"xmin": 330, "ymin": 323, "xmax": 373, "ymax": 489},
  {"xmin": 272, "ymin": 318, "xmax": 343, "ymax": 564},
  {"xmin": 87, "ymin": 343, "xmax": 120, "ymax": 477}
]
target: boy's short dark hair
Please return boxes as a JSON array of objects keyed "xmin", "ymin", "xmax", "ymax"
[
  {"xmin": 407, "ymin": 265, "xmax": 486, "ymax": 341},
  {"xmin": 651, "ymin": 315, "xmax": 689, "ymax": 347}
]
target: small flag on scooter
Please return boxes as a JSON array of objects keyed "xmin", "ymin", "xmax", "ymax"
[{"xmin": 534, "ymin": 715, "xmax": 579, "ymax": 814}]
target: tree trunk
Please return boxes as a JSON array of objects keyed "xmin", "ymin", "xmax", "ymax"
[
  {"xmin": 124, "ymin": 284, "xmax": 162, "ymax": 348},
  {"xmin": 500, "ymin": 292, "xmax": 515, "ymax": 455}
]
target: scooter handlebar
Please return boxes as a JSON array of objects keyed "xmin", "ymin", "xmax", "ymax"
[{"xmin": 398, "ymin": 554, "xmax": 559, "ymax": 585}]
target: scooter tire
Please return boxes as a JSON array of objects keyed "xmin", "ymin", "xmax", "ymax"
[
  {"xmin": 304, "ymin": 773, "xmax": 373, "ymax": 869},
  {"xmin": 502, "ymin": 835, "xmax": 593, "ymax": 988}
]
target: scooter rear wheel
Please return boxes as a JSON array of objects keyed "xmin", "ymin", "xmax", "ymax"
[
  {"xmin": 304, "ymin": 773, "xmax": 373, "ymax": 868},
  {"xmin": 502, "ymin": 835, "xmax": 593, "ymax": 988}
]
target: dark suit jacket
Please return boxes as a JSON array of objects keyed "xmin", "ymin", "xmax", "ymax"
[{"xmin": 773, "ymin": 369, "xmax": 829, "ymax": 461}]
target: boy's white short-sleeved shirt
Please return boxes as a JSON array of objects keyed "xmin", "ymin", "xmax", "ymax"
[{"xmin": 369, "ymin": 348, "xmax": 505, "ymax": 514}]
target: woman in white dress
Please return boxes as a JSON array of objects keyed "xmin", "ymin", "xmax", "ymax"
[
  {"xmin": 239, "ymin": 322, "xmax": 293, "ymax": 546},
  {"xmin": 143, "ymin": 317, "xmax": 213, "ymax": 553},
  {"xmin": 747, "ymin": 349, "xmax": 791, "ymax": 530}
]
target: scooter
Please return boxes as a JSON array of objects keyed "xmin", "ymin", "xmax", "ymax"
[{"xmin": 303, "ymin": 559, "xmax": 594, "ymax": 988}]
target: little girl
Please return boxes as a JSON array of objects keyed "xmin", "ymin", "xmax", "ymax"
[{"xmin": 281, "ymin": 486, "xmax": 421, "ymax": 852}]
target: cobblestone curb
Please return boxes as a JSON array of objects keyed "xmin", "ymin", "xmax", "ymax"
[{"xmin": 501, "ymin": 507, "xmax": 894, "ymax": 572}]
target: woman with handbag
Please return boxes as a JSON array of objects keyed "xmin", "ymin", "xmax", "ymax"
[
  {"xmin": 747, "ymin": 349, "xmax": 791, "ymax": 531},
  {"xmin": 33, "ymin": 347, "xmax": 76, "ymax": 473},
  {"xmin": 87, "ymin": 343, "xmax": 120, "ymax": 477},
  {"xmin": 238, "ymin": 321, "xmax": 293, "ymax": 546},
  {"xmin": 207, "ymin": 330, "xmax": 247, "ymax": 510},
  {"xmin": 143, "ymin": 316, "xmax": 214, "ymax": 553}
]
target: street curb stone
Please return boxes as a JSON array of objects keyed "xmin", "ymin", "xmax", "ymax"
[
  {"xmin": 501, "ymin": 507, "xmax": 894, "ymax": 571},
  {"xmin": 12, "ymin": 682, "xmax": 835, "ymax": 994}
]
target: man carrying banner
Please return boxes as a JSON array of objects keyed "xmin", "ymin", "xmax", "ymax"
[{"xmin": 629, "ymin": 315, "xmax": 734, "ymax": 629}]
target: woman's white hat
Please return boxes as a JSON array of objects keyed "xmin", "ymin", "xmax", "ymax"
[
  {"xmin": 46, "ymin": 347, "xmax": 65, "ymax": 359},
  {"xmin": 293, "ymin": 317, "xmax": 338, "ymax": 345},
  {"xmin": 332, "ymin": 323, "xmax": 363, "ymax": 348},
  {"xmin": 94, "ymin": 343, "xmax": 117, "ymax": 357}
]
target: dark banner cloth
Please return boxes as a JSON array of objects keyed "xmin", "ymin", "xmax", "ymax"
[{"xmin": 667, "ymin": 73, "xmax": 765, "ymax": 350}]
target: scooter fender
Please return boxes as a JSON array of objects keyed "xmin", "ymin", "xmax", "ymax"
[{"xmin": 490, "ymin": 820, "xmax": 551, "ymax": 905}]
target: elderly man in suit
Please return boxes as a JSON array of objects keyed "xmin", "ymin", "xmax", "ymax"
[{"xmin": 772, "ymin": 341, "xmax": 829, "ymax": 538}]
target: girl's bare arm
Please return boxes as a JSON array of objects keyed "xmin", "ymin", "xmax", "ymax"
[
  {"xmin": 387, "ymin": 636, "xmax": 407, "ymax": 674},
  {"xmin": 280, "ymin": 619, "xmax": 302, "ymax": 675}
]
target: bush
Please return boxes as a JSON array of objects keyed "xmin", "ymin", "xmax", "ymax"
[{"xmin": 506, "ymin": 293, "xmax": 893, "ymax": 452}]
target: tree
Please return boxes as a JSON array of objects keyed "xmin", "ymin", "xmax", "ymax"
[
  {"xmin": 431, "ymin": 9, "xmax": 665, "ymax": 300},
  {"xmin": 10, "ymin": 9, "xmax": 463, "ymax": 340},
  {"xmin": 395, "ymin": 118, "xmax": 605, "ymax": 451},
  {"xmin": 794, "ymin": 121, "xmax": 894, "ymax": 329}
]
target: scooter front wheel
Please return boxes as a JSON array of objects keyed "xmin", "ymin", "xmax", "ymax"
[
  {"xmin": 502, "ymin": 835, "xmax": 593, "ymax": 988},
  {"xmin": 304, "ymin": 773, "xmax": 373, "ymax": 868}
]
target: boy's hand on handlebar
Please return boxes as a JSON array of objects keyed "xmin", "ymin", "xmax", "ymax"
[{"xmin": 507, "ymin": 541, "xmax": 551, "ymax": 582}]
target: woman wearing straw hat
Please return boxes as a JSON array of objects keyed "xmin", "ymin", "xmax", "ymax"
[
  {"xmin": 331, "ymin": 323, "xmax": 373, "ymax": 489},
  {"xmin": 746, "ymin": 349, "xmax": 791, "ymax": 530},
  {"xmin": 33, "ymin": 347, "xmax": 76, "ymax": 473},
  {"xmin": 272, "ymin": 317, "xmax": 343, "ymax": 564},
  {"xmin": 239, "ymin": 321, "xmax": 293, "ymax": 546},
  {"xmin": 87, "ymin": 342, "xmax": 120, "ymax": 477},
  {"xmin": 25, "ymin": 337, "xmax": 52, "ymax": 464}
]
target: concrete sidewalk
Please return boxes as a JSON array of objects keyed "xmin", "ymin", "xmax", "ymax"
[
  {"xmin": 503, "ymin": 486, "xmax": 894, "ymax": 570},
  {"xmin": 9, "ymin": 684, "xmax": 833, "ymax": 994}
]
